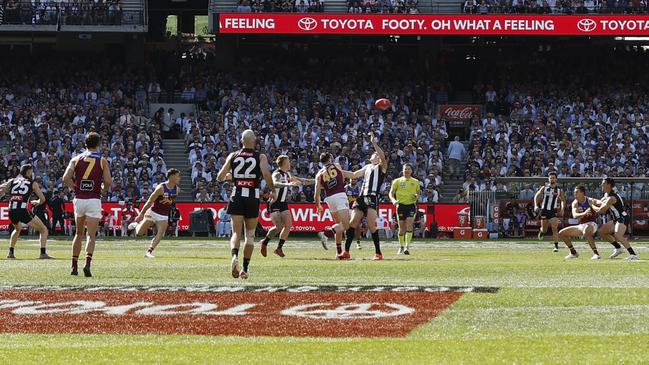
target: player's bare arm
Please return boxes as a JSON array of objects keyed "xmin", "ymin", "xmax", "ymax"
[
  {"xmin": 216, "ymin": 153, "xmax": 234, "ymax": 182},
  {"xmin": 593, "ymin": 196, "xmax": 616, "ymax": 214},
  {"xmin": 62, "ymin": 157, "xmax": 78, "ymax": 190},
  {"xmin": 101, "ymin": 157, "xmax": 113, "ymax": 195},
  {"xmin": 290, "ymin": 175, "xmax": 314, "ymax": 185},
  {"xmin": 273, "ymin": 171, "xmax": 298, "ymax": 188},
  {"xmin": 369, "ymin": 132, "xmax": 388, "ymax": 172},
  {"xmin": 31, "ymin": 181, "xmax": 46, "ymax": 207},
  {"xmin": 260, "ymin": 154, "xmax": 276, "ymax": 201},
  {"xmin": 348, "ymin": 165, "xmax": 367, "ymax": 180},
  {"xmin": 135, "ymin": 185, "xmax": 164, "ymax": 223},
  {"xmin": 314, "ymin": 170, "xmax": 324, "ymax": 213},
  {"xmin": 571, "ymin": 199, "xmax": 590, "ymax": 219},
  {"xmin": 533, "ymin": 187, "xmax": 544, "ymax": 211}
]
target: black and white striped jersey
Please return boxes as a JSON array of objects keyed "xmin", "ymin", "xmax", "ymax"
[
  {"xmin": 230, "ymin": 148, "xmax": 262, "ymax": 200},
  {"xmin": 606, "ymin": 192, "xmax": 628, "ymax": 221},
  {"xmin": 273, "ymin": 170, "xmax": 291, "ymax": 203},
  {"xmin": 361, "ymin": 164, "xmax": 385, "ymax": 197},
  {"xmin": 540, "ymin": 185, "xmax": 561, "ymax": 211},
  {"xmin": 7, "ymin": 176, "xmax": 34, "ymax": 210}
]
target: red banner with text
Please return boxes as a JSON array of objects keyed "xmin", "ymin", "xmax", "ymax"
[
  {"xmin": 0, "ymin": 202, "xmax": 469, "ymax": 233},
  {"xmin": 216, "ymin": 14, "xmax": 649, "ymax": 36}
]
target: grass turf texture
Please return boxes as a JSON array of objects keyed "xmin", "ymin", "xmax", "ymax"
[{"xmin": 1, "ymin": 238, "xmax": 648, "ymax": 364}]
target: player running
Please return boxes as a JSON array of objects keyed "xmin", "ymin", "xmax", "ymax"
[
  {"xmin": 389, "ymin": 163, "xmax": 420, "ymax": 255},
  {"xmin": 0, "ymin": 164, "xmax": 51, "ymax": 259},
  {"xmin": 129, "ymin": 168, "xmax": 181, "ymax": 258},
  {"xmin": 63, "ymin": 132, "xmax": 112, "ymax": 277},
  {"xmin": 217, "ymin": 129, "xmax": 275, "ymax": 279},
  {"xmin": 345, "ymin": 178, "xmax": 362, "ymax": 250},
  {"xmin": 534, "ymin": 172, "xmax": 566, "ymax": 252},
  {"xmin": 592, "ymin": 178, "xmax": 639, "ymax": 260},
  {"xmin": 342, "ymin": 133, "xmax": 388, "ymax": 260},
  {"xmin": 559, "ymin": 185, "xmax": 601, "ymax": 260},
  {"xmin": 315, "ymin": 153, "xmax": 358, "ymax": 258},
  {"xmin": 260, "ymin": 155, "xmax": 315, "ymax": 258}
]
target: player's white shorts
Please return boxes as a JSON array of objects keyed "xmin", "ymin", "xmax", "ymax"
[
  {"xmin": 324, "ymin": 192, "xmax": 349, "ymax": 213},
  {"xmin": 575, "ymin": 221, "xmax": 598, "ymax": 235},
  {"xmin": 145, "ymin": 211, "xmax": 168, "ymax": 222},
  {"xmin": 73, "ymin": 198, "xmax": 102, "ymax": 219}
]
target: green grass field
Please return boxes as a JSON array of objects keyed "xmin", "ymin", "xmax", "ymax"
[{"xmin": 1, "ymin": 237, "xmax": 648, "ymax": 364}]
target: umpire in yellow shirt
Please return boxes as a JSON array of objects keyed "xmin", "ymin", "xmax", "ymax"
[{"xmin": 389, "ymin": 163, "xmax": 421, "ymax": 255}]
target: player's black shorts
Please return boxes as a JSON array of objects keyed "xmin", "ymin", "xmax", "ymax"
[
  {"xmin": 353, "ymin": 195, "xmax": 378, "ymax": 215},
  {"xmin": 227, "ymin": 196, "xmax": 260, "ymax": 219},
  {"xmin": 397, "ymin": 204, "xmax": 417, "ymax": 221},
  {"xmin": 539, "ymin": 209, "xmax": 556, "ymax": 220},
  {"xmin": 9, "ymin": 208, "xmax": 34, "ymax": 225},
  {"xmin": 267, "ymin": 201, "xmax": 289, "ymax": 214}
]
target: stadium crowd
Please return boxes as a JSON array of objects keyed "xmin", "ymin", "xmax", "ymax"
[
  {"xmin": 178, "ymin": 68, "xmax": 449, "ymax": 203},
  {"xmin": 462, "ymin": 49, "xmax": 649, "ymax": 200},
  {"xmin": 236, "ymin": 0, "xmax": 325, "ymax": 13},
  {"xmin": 347, "ymin": 0, "xmax": 420, "ymax": 13},
  {"xmin": 0, "ymin": 54, "xmax": 165, "ymax": 205},
  {"xmin": 2, "ymin": 46, "xmax": 649, "ymax": 208},
  {"xmin": 0, "ymin": 0, "xmax": 125, "ymax": 26},
  {"xmin": 462, "ymin": 0, "xmax": 648, "ymax": 14}
]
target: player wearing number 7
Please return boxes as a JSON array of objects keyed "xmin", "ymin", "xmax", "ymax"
[
  {"xmin": 0, "ymin": 164, "xmax": 52, "ymax": 260},
  {"xmin": 63, "ymin": 132, "xmax": 112, "ymax": 277}
]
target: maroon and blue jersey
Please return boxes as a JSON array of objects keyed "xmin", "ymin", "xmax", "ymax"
[
  {"xmin": 74, "ymin": 151, "xmax": 104, "ymax": 199},
  {"xmin": 319, "ymin": 163, "xmax": 345, "ymax": 197},
  {"xmin": 152, "ymin": 183, "xmax": 178, "ymax": 216}
]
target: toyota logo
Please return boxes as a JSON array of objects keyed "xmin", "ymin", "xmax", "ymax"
[
  {"xmin": 577, "ymin": 18, "xmax": 597, "ymax": 32},
  {"xmin": 298, "ymin": 17, "xmax": 318, "ymax": 31}
]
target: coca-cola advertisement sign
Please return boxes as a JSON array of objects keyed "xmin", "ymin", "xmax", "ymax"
[{"xmin": 438, "ymin": 105, "xmax": 482, "ymax": 121}]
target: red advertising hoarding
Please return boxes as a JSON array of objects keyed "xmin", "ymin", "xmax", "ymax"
[
  {"xmin": 438, "ymin": 104, "xmax": 482, "ymax": 127},
  {"xmin": 0, "ymin": 202, "xmax": 469, "ymax": 233},
  {"xmin": 216, "ymin": 14, "xmax": 649, "ymax": 36}
]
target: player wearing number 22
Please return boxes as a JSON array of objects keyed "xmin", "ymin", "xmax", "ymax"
[
  {"xmin": 217, "ymin": 129, "xmax": 276, "ymax": 280},
  {"xmin": 0, "ymin": 164, "xmax": 51, "ymax": 259},
  {"xmin": 63, "ymin": 132, "xmax": 113, "ymax": 278}
]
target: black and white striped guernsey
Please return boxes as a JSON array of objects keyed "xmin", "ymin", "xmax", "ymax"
[
  {"xmin": 274, "ymin": 170, "xmax": 291, "ymax": 203},
  {"xmin": 7, "ymin": 176, "xmax": 34, "ymax": 210},
  {"xmin": 607, "ymin": 192, "xmax": 628, "ymax": 221},
  {"xmin": 361, "ymin": 164, "xmax": 385, "ymax": 196},
  {"xmin": 230, "ymin": 148, "xmax": 262, "ymax": 200},
  {"xmin": 541, "ymin": 185, "xmax": 561, "ymax": 210}
]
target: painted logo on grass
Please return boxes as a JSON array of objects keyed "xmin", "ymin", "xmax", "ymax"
[{"xmin": 0, "ymin": 287, "xmax": 478, "ymax": 337}]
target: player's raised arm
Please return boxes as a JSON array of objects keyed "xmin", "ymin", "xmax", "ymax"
[
  {"xmin": 135, "ymin": 185, "xmax": 164, "ymax": 223},
  {"xmin": 63, "ymin": 157, "xmax": 78, "ymax": 191},
  {"xmin": 216, "ymin": 153, "xmax": 234, "ymax": 182},
  {"xmin": 101, "ymin": 157, "xmax": 113, "ymax": 195},
  {"xmin": 31, "ymin": 181, "xmax": 46, "ymax": 207},
  {"xmin": 369, "ymin": 132, "xmax": 388, "ymax": 172},
  {"xmin": 260, "ymin": 154, "xmax": 276, "ymax": 200}
]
